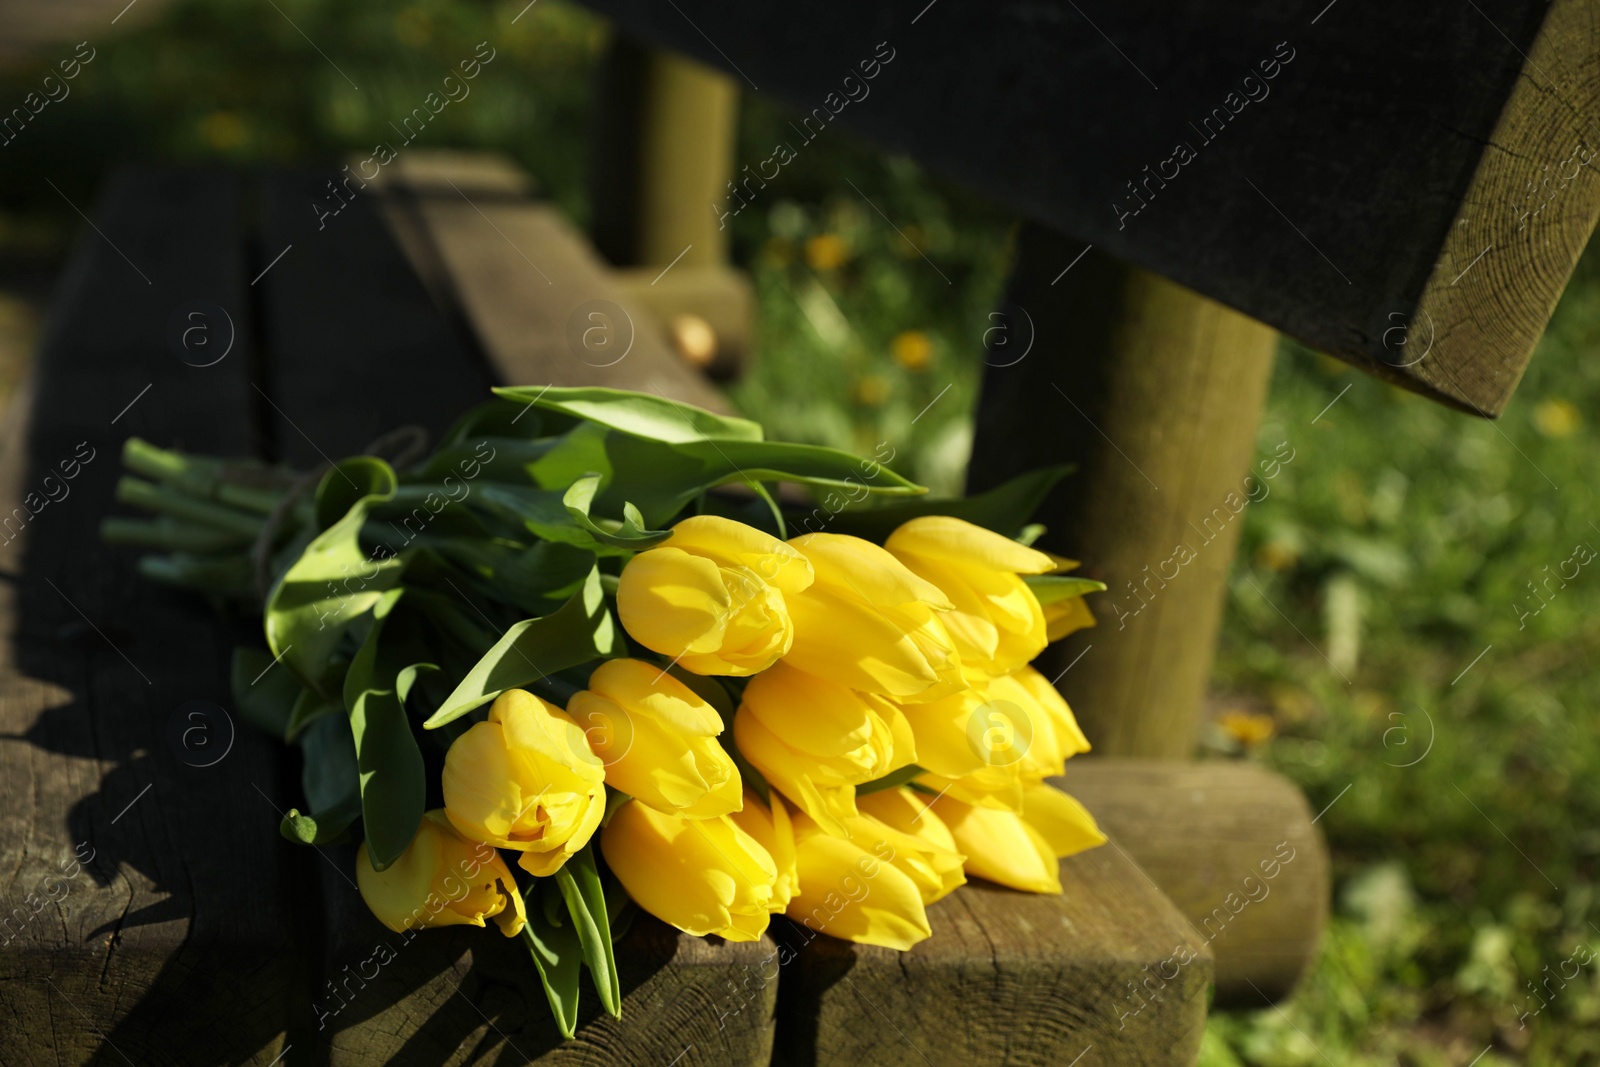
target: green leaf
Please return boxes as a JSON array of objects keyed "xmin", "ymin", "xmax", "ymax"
[
  {"xmin": 856, "ymin": 764, "xmax": 926, "ymax": 796},
  {"xmin": 285, "ymin": 687, "xmax": 341, "ymax": 744},
  {"xmin": 264, "ymin": 459, "xmax": 405, "ymax": 695},
  {"xmin": 812, "ymin": 464, "xmax": 1073, "ymax": 542},
  {"xmin": 280, "ymin": 714, "xmax": 363, "ymax": 845},
  {"xmin": 532, "ymin": 424, "xmax": 925, "ymax": 528},
  {"xmin": 231, "ymin": 646, "xmax": 301, "ymax": 739},
  {"xmin": 344, "ymin": 588, "xmax": 427, "ymax": 871},
  {"xmin": 563, "ymin": 474, "xmax": 672, "ymax": 550},
  {"xmin": 522, "ymin": 880, "xmax": 582, "ymax": 1039},
  {"xmin": 556, "ymin": 847, "xmax": 622, "ymax": 1018},
  {"xmin": 1023, "ymin": 574, "xmax": 1107, "ymax": 606},
  {"xmin": 496, "ymin": 384, "xmax": 765, "ymax": 444},
  {"xmin": 425, "ymin": 568, "xmax": 619, "ymax": 729}
]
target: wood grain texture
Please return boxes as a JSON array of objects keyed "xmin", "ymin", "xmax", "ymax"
[
  {"xmin": 970, "ymin": 235, "xmax": 1280, "ymax": 759},
  {"xmin": 1067, "ymin": 761, "xmax": 1330, "ymax": 1007},
  {"xmin": 0, "ymin": 170, "xmax": 299, "ymax": 1065},
  {"xmin": 575, "ymin": 0, "xmax": 1600, "ymax": 414},
  {"xmin": 774, "ymin": 840, "xmax": 1212, "ymax": 1067},
  {"xmin": 1404, "ymin": 0, "xmax": 1600, "ymax": 413},
  {"xmin": 318, "ymin": 851, "xmax": 779, "ymax": 1067},
  {"xmin": 361, "ymin": 153, "xmax": 729, "ymax": 412}
]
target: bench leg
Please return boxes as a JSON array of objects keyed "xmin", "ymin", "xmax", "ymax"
[{"xmin": 970, "ymin": 226, "xmax": 1280, "ymax": 758}]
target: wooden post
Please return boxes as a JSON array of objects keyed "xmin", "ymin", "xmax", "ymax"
[
  {"xmin": 589, "ymin": 34, "xmax": 739, "ymax": 269},
  {"xmin": 969, "ymin": 226, "xmax": 1279, "ymax": 758}
]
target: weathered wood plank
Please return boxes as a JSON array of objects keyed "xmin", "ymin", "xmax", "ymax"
[
  {"xmin": 775, "ymin": 837, "xmax": 1212, "ymax": 1066},
  {"xmin": 0, "ymin": 170, "xmax": 297, "ymax": 1064},
  {"xmin": 318, "ymin": 868, "xmax": 779, "ymax": 1067},
  {"xmin": 1068, "ymin": 760, "xmax": 1329, "ymax": 1007},
  {"xmin": 256, "ymin": 167, "xmax": 779, "ymax": 1065},
  {"xmin": 574, "ymin": 0, "xmax": 1600, "ymax": 415},
  {"xmin": 367, "ymin": 154, "xmax": 728, "ymax": 410}
]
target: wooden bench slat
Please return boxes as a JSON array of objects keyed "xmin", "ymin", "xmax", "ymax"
[
  {"xmin": 369, "ymin": 155, "xmax": 730, "ymax": 411},
  {"xmin": 775, "ymin": 836, "xmax": 1212, "ymax": 1066},
  {"xmin": 257, "ymin": 168, "xmax": 499, "ymax": 463},
  {"xmin": 254, "ymin": 169, "xmax": 780, "ymax": 1064},
  {"xmin": 0, "ymin": 169, "xmax": 296, "ymax": 1065},
  {"xmin": 577, "ymin": 0, "xmax": 1600, "ymax": 415},
  {"xmin": 1069, "ymin": 760, "xmax": 1330, "ymax": 1007}
]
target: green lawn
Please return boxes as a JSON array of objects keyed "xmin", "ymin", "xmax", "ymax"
[{"xmin": 2, "ymin": 1, "xmax": 1596, "ymax": 1061}]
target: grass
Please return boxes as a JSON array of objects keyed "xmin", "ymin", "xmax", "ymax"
[{"xmin": 2, "ymin": 1, "xmax": 1597, "ymax": 1061}]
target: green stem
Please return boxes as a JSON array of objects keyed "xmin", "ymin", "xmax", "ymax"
[
  {"xmin": 122, "ymin": 438, "xmax": 288, "ymax": 515},
  {"xmin": 101, "ymin": 516, "xmax": 254, "ymax": 554},
  {"xmin": 116, "ymin": 477, "xmax": 265, "ymax": 539}
]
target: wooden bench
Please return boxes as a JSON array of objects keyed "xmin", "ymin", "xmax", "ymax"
[{"xmin": 1, "ymin": 161, "xmax": 1244, "ymax": 1064}]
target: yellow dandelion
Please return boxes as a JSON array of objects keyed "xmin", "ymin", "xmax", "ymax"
[
  {"xmin": 805, "ymin": 234, "xmax": 849, "ymax": 272},
  {"xmin": 1533, "ymin": 398, "xmax": 1580, "ymax": 439},
  {"xmin": 891, "ymin": 331, "xmax": 933, "ymax": 372},
  {"xmin": 1216, "ymin": 710, "xmax": 1275, "ymax": 747}
]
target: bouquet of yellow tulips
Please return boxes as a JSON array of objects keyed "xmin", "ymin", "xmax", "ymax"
[{"xmin": 103, "ymin": 385, "xmax": 1105, "ymax": 1037}]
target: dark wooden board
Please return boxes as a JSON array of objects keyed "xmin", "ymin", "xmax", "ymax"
[
  {"xmin": 317, "ymin": 851, "xmax": 780, "ymax": 1067},
  {"xmin": 257, "ymin": 169, "xmax": 780, "ymax": 1065},
  {"xmin": 775, "ymin": 838, "xmax": 1212, "ymax": 1066},
  {"xmin": 576, "ymin": 0, "xmax": 1600, "ymax": 414},
  {"xmin": 0, "ymin": 170, "xmax": 299, "ymax": 1064},
  {"xmin": 257, "ymin": 167, "xmax": 499, "ymax": 464}
]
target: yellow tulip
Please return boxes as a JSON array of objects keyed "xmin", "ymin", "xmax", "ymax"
[
  {"xmin": 1007, "ymin": 665, "xmax": 1090, "ymax": 766},
  {"xmin": 783, "ymin": 533, "xmax": 964, "ymax": 700},
  {"xmin": 785, "ymin": 812, "xmax": 935, "ymax": 950},
  {"xmin": 932, "ymin": 783, "xmax": 1105, "ymax": 894},
  {"xmin": 1020, "ymin": 780, "xmax": 1107, "ymax": 858},
  {"xmin": 890, "ymin": 685, "xmax": 1026, "ymax": 811},
  {"xmin": 734, "ymin": 662, "xmax": 917, "ymax": 835},
  {"xmin": 616, "ymin": 515, "xmax": 813, "ymax": 676},
  {"xmin": 356, "ymin": 809, "xmax": 526, "ymax": 937},
  {"xmin": 728, "ymin": 788, "xmax": 799, "ymax": 912},
  {"xmin": 442, "ymin": 689, "xmax": 606, "ymax": 878},
  {"xmin": 885, "ymin": 516, "xmax": 1055, "ymax": 675},
  {"xmin": 840, "ymin": 801, "xmax": 966, "ymax": 905},
  {"xmin": 1037, "ymin": 554, "xmax": 1097, "ymax": 642},
  {"xmin": 601, "ymin": 801, "xmax": 777, "ymax": 941},
  {"xmin": 566, "ymin": 659, "xmax": 742, "ymax": 818},
  {"xmin": 856, "ymin": 785, "xmax": 963, "ymax": 864}
]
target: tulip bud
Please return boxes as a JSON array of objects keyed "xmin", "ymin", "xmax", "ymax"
[
  {"xmin": 1020, "ymin": 781, "xmax": 1106, "ymax": 858},
  {"xmin": 1006, "ymin": 665, "xmax": 1090, "ymax": 767},
  {"xmin": 932, "ymin": 783, "xmax": 1104, "ymax": 894},
  {"xmin": 840, "ymin": 800, "xmax": 966, "ymax": 905},
  {"xmin": 889, "ymin": 685, "xmax": 1026, "ymax": 811},
  {"xmin": 601, "ymin": 801, "xmax": 778, "ymax": 941},
  {"xmin": 885, "ymin": 516, "xmax": 1056, "ymax": 676},
  {"xmin": 728, "ymin": 788, "xmax": 799, "ymax": 912},
  {"xmin": 442, "ymin": 689, "xmax": 607, "ymax": 878},
  {"xmin": 617, "ymin": 516, "xmax": 814, "ymax": 676},
  {"xmin": 1036, "ymin": 553, "xmax": 1097, "ymax": 642},
  {"xmin": 356, "ymin": 810, "xmax": 526, "ymax": 937},
  {"xmin": 567, "ymin": 659, "xmax": 742, "ymax": 818},
  {"xmin": 783, "ymin": 533, "xmax": 964, "ymax": 700},
  {"xmin": 785, "ymin": 812, "xmax": 935, "ymax": 951},
  {"xmin": 734, "ymin": 662, "xmax": 917, "ymax": 835}
]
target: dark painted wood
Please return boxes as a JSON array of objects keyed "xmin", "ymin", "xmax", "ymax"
[
  {"xmin": 0, "ymin": 169, "xmax": 299, "ymax": 1065},
  {"xmin": 573, "ymin": 0, "xmax": 1600, "ymax": 414}
]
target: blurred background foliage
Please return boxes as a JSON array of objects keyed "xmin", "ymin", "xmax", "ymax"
[{"xmin": 1, "ymin": 0, "xmax": 1596, "ymax": 1062}]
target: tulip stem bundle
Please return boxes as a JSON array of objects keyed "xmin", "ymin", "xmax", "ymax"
[{"xmin": 103, "ymin": 385, "xmax": 1108, "ymax": 1039}]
